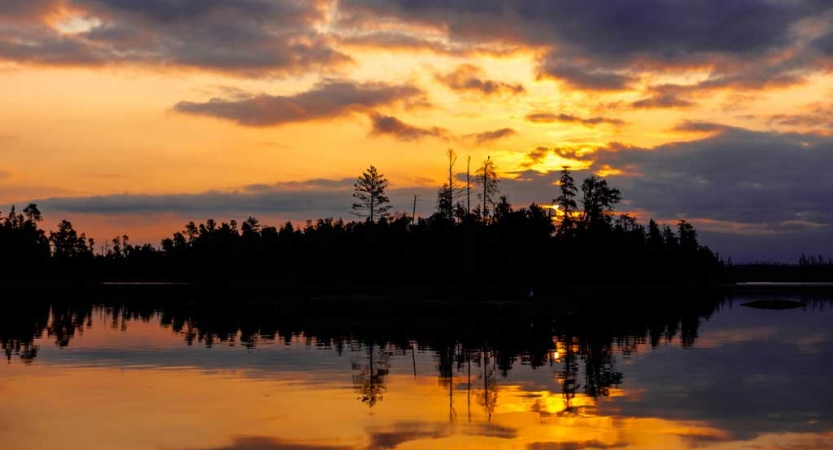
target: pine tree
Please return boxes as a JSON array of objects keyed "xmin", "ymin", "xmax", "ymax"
[
  {"xmin": 555, "ymin": 167, "xmax": 578, "ymax": 235},
  {"xmin": 352, "ymin": 165, "xmax": 392, "ymax": 222}
]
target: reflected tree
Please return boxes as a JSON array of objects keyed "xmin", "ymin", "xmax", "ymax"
[{"xmin": 353, "ymin": 343, "xmax": 392, "ymax": 408}]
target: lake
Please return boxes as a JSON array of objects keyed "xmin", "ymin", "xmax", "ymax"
[{"xmin": 1, "ymin": 289, "xmax": 831, "ymax": 450}]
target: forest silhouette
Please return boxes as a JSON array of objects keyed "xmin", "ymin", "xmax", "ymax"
[{"xmin": 1, "ymin": 156, "xmax": 734, "ymax": 294}]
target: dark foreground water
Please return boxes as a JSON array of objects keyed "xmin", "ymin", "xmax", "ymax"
[{"xmin": 1, "ymin": 290, "xmax": 832, "ymax": 450}]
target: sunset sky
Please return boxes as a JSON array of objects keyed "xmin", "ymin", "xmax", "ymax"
[{"xmin": 2, "ymin": 0, "xmax": 833, "ymax": 260}]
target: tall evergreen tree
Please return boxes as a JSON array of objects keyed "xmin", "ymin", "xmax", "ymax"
[
  {"xmin": 352, "ymin": 165, "xmax": 392, "ymax": 222},
  {"xmin": 555, "ymin": 167, "xmax": 578, "ymax": 235}
]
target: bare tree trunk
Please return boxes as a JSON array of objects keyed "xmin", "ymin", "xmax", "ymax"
[
  {"xmin": 467, "ymin": 156, "xmax": 471, "ymax": 214},
  {"xmin": 412, "ymin": 195, "xmax": 418, "ymax": 223}
]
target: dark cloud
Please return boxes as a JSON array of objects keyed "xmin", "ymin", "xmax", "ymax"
[
  {"xmin": 631, "ymin": 89, "xmax": 696, "ymax": 109},
  {"xmin": 28, "ymin": 179, "xmax": 433, "ymax": 220},
  {"xmin": 813, "ymin": 31, "xmax": 833, "ymax": 55},
  {"xmin": 368, "ymin": 113, "xmax": 450, "ymax": 141},
  {"xmin": 178, "ymin": 436, "xmax": 351, "ymax": 450},
  {"xmin": 0, "ymin": 0, "xmax": 56, "ymax": 18},
  {"xmin": 339, "ymin": 0, "xmax": 825, "ymax": 57},
  {"xmin": 525, "ymin": 113, "xmax": 624, "ymax": 127},
  {"xmin": 588, "ymin": 129, "xmax": 833, "ymax": 231},
  {"xmin": 174, "ymin": 81, "xmax": 424, "ymax": 127},
  {"xmin": 672, "ymin": 121, "xmax": 734, "ymax": 133},
  {"xmin": 367, "ymin": 424, "xmax": 447, "ymax": 449},
  {"xmin": 466, "ymin": 128, "xmax": 516, "ymax": 145},
  {"xmin": 527, "ymin": 440, "xmax": 627, "ymax": 450},
  {"xmin": 766, "ymin": 103, "xmax": 833, "ymax": 130},
  {"xmin": 436, "ymin": 64, "xmax": 525, "ymax": 96},
  {"xmin": 0, "ymin": 0, "xmax": 349, "ymax": 75},
  {"xmin": 338, "ymin": 31, "xmax": 516, "ymax": 57},
  {"xmin": 537, "ymin": 61, "xmax": 636, "ymax": 91},
  {"xmin": 0, "ymin": 23, "xmax": 108, "ymax": 66},
  {"xmin": 338, "ymin": 1, "xmax": 833, "ymax": 97}
]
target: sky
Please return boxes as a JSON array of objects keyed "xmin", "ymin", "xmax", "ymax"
[{"xmin": 1, "ymin": 0, "xmax": 833, "ymax": 261}]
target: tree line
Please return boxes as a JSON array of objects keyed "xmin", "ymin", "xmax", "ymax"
[{"xmin": 1, "ymin": 150, "xmax": 726, "ymax": 293}]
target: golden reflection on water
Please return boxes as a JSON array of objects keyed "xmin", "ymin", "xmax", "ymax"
[{"xmin": 1, "ymin": 305, "xmax": 832, "ymax": 450}]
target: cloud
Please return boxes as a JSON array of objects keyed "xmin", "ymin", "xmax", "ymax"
[
  {"xmin": 338, "ymin": 31, "xmax": 517, "ymax": 57},
  {"xmin": 174, "ymin": 81, "xmax": 424, "ymax": 127},
  {"xmin": 0, "ymin": 0, "xmax": 349, "ymax": 76},
  {"xmin": 368, "ymin": 117, "xmax": 514, "ymax": 144},
  {"xmin": 672, "ymin": 121, "xmax": 734, "ymax": 133},
  {"xmin": 525, "ymin": 113, "xmax": 624, "ymax": 127},
  {"xmin": 813, "ymin": 31, "xmax": 833, "ymax": 56},
  {"xmin": 366, "ymin": 422, "xmax": 516, "ymax": 449},
  {"xmin": 178, "ymin": 436, "xmax": 352, "ymax": 450},
  {"xmin": 435, "ymin": 64, "xmax": 525, "ymax": 96},
  {"xmin": 368, "ymin": 113, "xmax": 450, "ymax": 141},
  {"xmin": 587, "ymin": 128, "xmax": 833, "ymax": 231},
  {"xmin": 527, "ymin": 440, "xmax": 627, "ymax": 450},
  {"xmin": 0, "ymin": 134, "xmax": 17, "ymax": 144},
  {"xmin": 338, "ymin": 0, "xmax": 833, "ymax": 99},
  {"xmin": 631, "ymin": 89, "xmax": 696, "ymax": 109},
  {"xmin": 27, "ymin": 178, "xmax": 434, "ymax": 222},
  {"xmin": 465, "ymin": 128, "xmax": 516, "ymax": 145},
  {"xmin": 766, "ymin": 102, "xmax": 833, "ymax": 131},
  {"xmin": 338, "ymin": 0, "xmax": 825, "ymax": 55},
  {"xmin": 537, "ymin": 61, "xmax": 636, "ymax": 91}
]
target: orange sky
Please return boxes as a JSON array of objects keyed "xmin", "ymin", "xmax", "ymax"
[{"xmin": 2, "ymin": 0, "xmax": 833, "ymax": 259}]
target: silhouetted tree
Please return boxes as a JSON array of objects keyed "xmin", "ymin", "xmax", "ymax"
[
  {"xmin": 437, "ymin": 149, "xmax": 462, "ymax": 220},
  {"xmin": 580, "ymin": 175, "xmax": 621, "ymax": 229},
  {"xmin": 352, "ymin": 165, "xmax": 391, "ymax": 222},
  {"xmin": 555, "ymin": 167, "xmax": 578, "ymax": 236},
  {"xmin": 475, "ymin": 156, "xmax": 499, "ymax": 221},
  {"xmin": 22, "ymin": 203, "xmax": 42, "ymax": 224},
  {"xmin": 678, "ymin": 220, "xmax": 698, "ymax": 252},
  {"xmin": 49, "ymin": 220, "xmax": 92, "ymax": 259}
]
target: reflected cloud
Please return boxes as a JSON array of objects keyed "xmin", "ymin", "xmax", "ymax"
[
  {"xmin": 526, "ymin": 441, "xmax": 627, "ymax": 450},
  {"xmin": 180, "ymin": 436, "xmax": 352, "ymax": 450},
  {"xmin": 366, "ymin": 422, "xmax": 517, "ymax": 449}
]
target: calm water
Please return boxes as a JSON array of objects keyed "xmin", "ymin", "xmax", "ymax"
[{"xmin": 1, "ymin": 291, "xmax": 832, "ymax": 450}]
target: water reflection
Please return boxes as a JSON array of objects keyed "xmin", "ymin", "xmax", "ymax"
[{"xmin": 1, "ymin": 290, "xmax": 832, "ymax": 450}]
